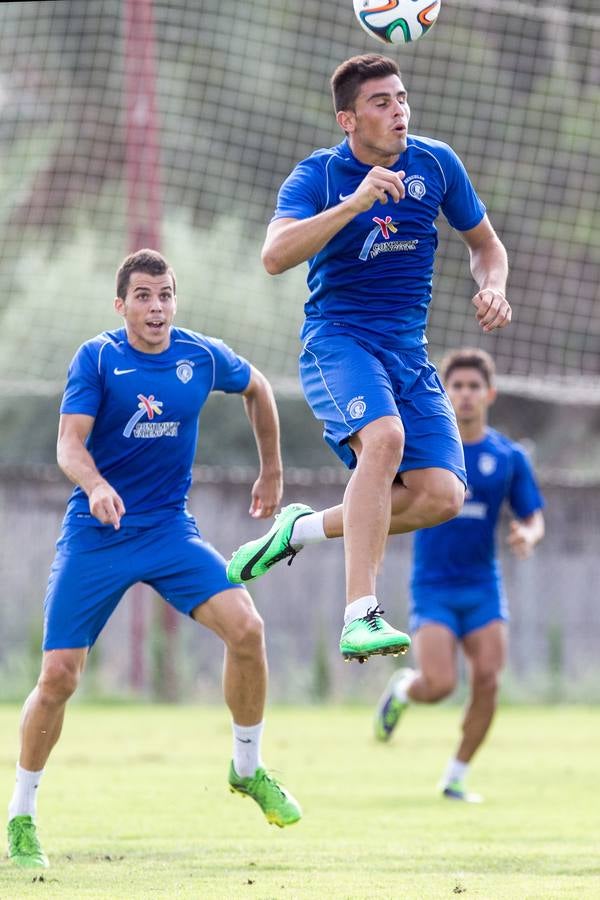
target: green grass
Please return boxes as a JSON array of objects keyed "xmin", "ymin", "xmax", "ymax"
[{"xmin": 1, "ymin": 704, "xmax": 599, "ymax": 898}]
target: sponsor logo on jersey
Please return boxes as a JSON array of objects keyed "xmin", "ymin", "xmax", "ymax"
[
  {"xmin": 406, "ymin": 174, "xmax": 426, "ymax": 200},
  {"xmin": 373, "ymin": 216, "xmax": 398, "ymax": 239},
  {"xmin": 114, "ymin": 367, "xmax": 136, "ymax": 375},
  {"xmin": 346, "ymin": 395, "xmax": 367, "ymax": 420},
  {"xmin": 359, "ymin": 215, "xmax": 418, "ymax": 260},
  {"xmin": 458, "ymin": 501, "xmax": 488, "ymax": 520},
  {"xmin": 123, "ymin": 393, "xmax": 179, "ymax": 439}
]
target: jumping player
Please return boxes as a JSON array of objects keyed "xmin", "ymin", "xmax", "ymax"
[{"xmin": 227, "ymin": 55, "xmax": 511, "ymax": 664}]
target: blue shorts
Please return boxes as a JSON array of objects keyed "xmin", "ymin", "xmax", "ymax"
[
  {"xmin": 299, "ymin": 335, "xmax": 466, "ymax": 482},
  {"xmin": 410, "ymin": 581, "xmax": 508, "ymax": 639},
  {"xmin": 43, "ymin": 515, "xmax": 239, "ymax": 650}
]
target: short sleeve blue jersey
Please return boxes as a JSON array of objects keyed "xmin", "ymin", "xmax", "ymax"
[
  {"xmin": 411, "ymin": 428, "xmax": 544, "ymax": 589},
  {"xmin": 60, "ymin": 326, "xmax": 251, "ymax": 527},
  {"xmin": 274, "ymin": 135, "xmax": 486, "ymax": 349}
]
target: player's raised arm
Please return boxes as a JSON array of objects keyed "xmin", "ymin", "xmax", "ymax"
[
  {"xmin": 460, "ymin": 215, "xmax": 511, "ymax": 333},
  {"xmin": 57, "ymin": 413, "xmax": 125, "ymax": 529},
  {"xmin": 262, "ymin": 205, "xmax": 358, "ymax": 275},
  {"xmin": 241, "ymin": 366, "xmax": 283, "ymax": 519}
]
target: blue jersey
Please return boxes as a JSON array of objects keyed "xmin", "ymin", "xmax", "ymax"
[
  {"xmin": 274, "ymin": 135, "xmax": 486, "ymax": 350},
  {"xmin": 411, "ymin": 428, "xmax": 544, "ymax": 589},
  {"xmin": 60, "ymin": 327, "xmax": 251, "ymax": 528}
]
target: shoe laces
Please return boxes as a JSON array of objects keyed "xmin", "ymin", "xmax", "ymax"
[
  {"xmin": 265, "ymin": 544, "xmax": 297, "ymax": 569},
  {"xmin": 363, "ymin": 604, "xmax": 385, "ymax": 631},
  {"xmin": 252, "ymin": 768, "xmax": 288, "ymax": 800}
]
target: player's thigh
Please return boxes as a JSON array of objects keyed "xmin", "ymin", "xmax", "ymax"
[
  {"xmin": 462, "ymin": 620, "xmax": 507, "ymax": 680},
  {"xmin": 413, "ymin": 623, "xmax": 459, "ymax": 690},
  {"xmin": 191, "ymin": 587, "xmax": 263, "ymax": 648},
  {"xmin": 146, "ymin": 517, "xmax": 260, "ymax": 637},
  {"xmin": 299, "ymin": 335, "xmax": 400, "ymax": 468}
]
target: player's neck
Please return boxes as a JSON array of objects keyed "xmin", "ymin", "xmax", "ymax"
[
  {"xmin": 458, "ymin": 420, "xmax": 487, "ymax": 445},
  {"xmin": 347, "ymin": 137, "xmax": 400, "ymax": 169}
]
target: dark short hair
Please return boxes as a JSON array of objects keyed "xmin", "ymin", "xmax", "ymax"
[
  {"xmin": 440, "ymin": 347, "xmax": 496, "ymax": 387},
  {"xmin": 116, "ymin": 248, "xmax": 176, "ymax": 299},
  {"xmin": 331, "ymin": 54, "xmax": 401, "ymax": 113}
]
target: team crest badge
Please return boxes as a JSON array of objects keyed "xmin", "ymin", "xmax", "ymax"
[
  {"xmin": 176, "ymin": 363, "xmax": 193, "ymax": 383},
  {"xmin": 407, "ymin": 176, "xmax": 426, "ymax": 200},
  {"xmin": 478, "ymin": 453, "xmax": 497, "ymax": 476},
  {"xmin": 347, "ymin": 396, "xmax": 367, "ymax": 420}
]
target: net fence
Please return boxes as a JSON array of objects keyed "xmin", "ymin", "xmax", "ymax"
[{"xmin": 0, "ymin": 0, "xmax": 598, "ymax": 400}]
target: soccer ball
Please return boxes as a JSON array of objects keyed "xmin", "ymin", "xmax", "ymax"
[{"xmin": 353, "ymin": 0, "xmax": 441, "ymax": 44}]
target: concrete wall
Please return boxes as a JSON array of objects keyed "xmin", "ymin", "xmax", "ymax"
[{"xmin": 1, "ymin": 467, "xmax": 599, "ymax": 703}]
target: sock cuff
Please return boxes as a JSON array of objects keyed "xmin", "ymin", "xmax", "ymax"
[{"xmin": 344, "ymin": 595, "xmax": 378, "ymax": 625}]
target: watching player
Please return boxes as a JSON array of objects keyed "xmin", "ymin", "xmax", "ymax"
[
  {"xmin": 7, "ymin": 249, "xmax": 301, "ymax": 870},
  {"xmin": 374, "ymin": 347, "xmax": 545, "ymax": 802}
]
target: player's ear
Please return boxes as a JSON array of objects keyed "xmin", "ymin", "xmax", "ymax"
[
  {"xmin": 114, "ymin": 295, "xmax": 125, "ymax": 318},
  {"xmin": 487, "ymin": 386, "xmax": 497, "ymax": 407},
  {"xmin": 337, "ymin": 109, "xmax": 355, "ymax": 133}
]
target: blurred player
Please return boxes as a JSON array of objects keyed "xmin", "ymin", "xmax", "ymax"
[
  {"xmin": 227, "ymin": 54, "xmax": 511, "ymax": 662},
  {"xmin": 374, "ymin": 348, "xmax": 545, "ymax": 801},
  {"xmin": 7, "ymin": 249, "xmax": 301, "ymax": 870}
]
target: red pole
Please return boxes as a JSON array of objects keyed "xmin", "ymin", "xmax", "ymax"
[
  {"xmin": 124, "ymin": 0, "xmax": 161, "ymax": 251},
  {"xmin": 124, "ymin": 0, "xmax": 179, "ymax": 695}
]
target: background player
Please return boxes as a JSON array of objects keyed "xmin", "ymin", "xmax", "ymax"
[
  {"xmin": 227, "ymin": 54, "xmax": 511, "ymax": 664},
  {"xmin": 374, "ymin": 348, "xmax": 545, "ymax": 802},
  {"xmin": 7, "ymin": 249, "xmax": 300, "ymax": 870}
]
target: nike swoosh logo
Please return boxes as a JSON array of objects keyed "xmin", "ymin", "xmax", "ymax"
[
  {"xmin": 240, "ymin": 532, "xmax": 278, "ymax": 582},
  {"xmin": 339, "ymin": 192, "xmax": 354, "ymax": 201},
  {"xmin": 237, "ymin": 738, "xmax": 252, "ymax": 744},
  {"xmin": 114, "ymin": 368, "xmax": 136, "ymax": 375}
]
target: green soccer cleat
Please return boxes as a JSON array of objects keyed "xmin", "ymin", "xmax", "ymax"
[
  {"xmin": 373, "ymin": 668, "xmax": 415, "ymax": 742},
  {"xmin": 340, "ymin": 605, "xmax": 411, "ymax": 663},
  {"xmin": 228, "ymin": 762, "xmax": 302, "ymax": 828},
  {"xmin": 7, "ymin": 815, "xmax": 49, "ymax": 869},
  {"xmin": 227, "ymin": 503, "xmax": 314, "ymax": 583},
  {"xmin": 441, "ymin": 779, "xmax": 483, "ymax": 804}
]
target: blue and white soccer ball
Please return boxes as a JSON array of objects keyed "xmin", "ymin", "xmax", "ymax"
[{"xmin": 353, "ymin": 0, "xmax": 441, "ymax": 45}]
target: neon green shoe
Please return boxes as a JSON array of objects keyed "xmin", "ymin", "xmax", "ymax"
[
  {"xmin": 340, "ymin": 605, "xmax": 411, "ymax": 663},
  {"xmin": 373, "ymin": 668, "xmax": 415, "ymax": 741},
  {"xmin": 228, "ymin": 762, "xmax": 302, "ymax": 827},
  {"xmin": 7, "ymin": 815, "xmax": 49, "ymax": 868},
  {"xmin": 227, "ymin": 503, "xmax": 314, "ymax": 583},
  {"xmin": 441, "ymin": 780, "xmax": 483, "ymax": 804}
]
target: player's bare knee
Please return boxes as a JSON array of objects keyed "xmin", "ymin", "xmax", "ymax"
[
  {"xmin": 227, "ymin": 608, "xmax": 265, "ymax": 657},
  {"xmin": 421, "ymin": 480, "xmax": 464, "ymax": 527},
  {"xmin": 422, "ymin": 673, "xmax": 456, "ymax": 701},
  {"xmin": 472, "ymin": 668, "xmax": 500, "ymax": 697},
  {"xmin": 359, "ymin": 423, "xmax": 404, "ymax": 472},
  {"xmin": 37, "ymin": 659, "xmax": 81, "ymax": 704}
]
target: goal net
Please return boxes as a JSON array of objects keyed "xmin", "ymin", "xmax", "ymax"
[{"xmin": 0, "ymin": 0, "xmax": 598, "ymax": 401}]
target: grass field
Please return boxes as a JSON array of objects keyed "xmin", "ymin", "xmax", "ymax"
[{"xmin": 0, "ymin": 703, "xmax": 599, "ymax": 899}]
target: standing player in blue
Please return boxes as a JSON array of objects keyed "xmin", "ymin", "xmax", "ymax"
[
  {"xmin": 7, "ymin": 249, "xmax": 301, "ymax": 870},
  {"xmin": 227, "ymin": 54, "xmax": 512, "ymax": 662},
  {"xmin": 374, "ymin": 348, "xmax": 545, "ymax": 802}
]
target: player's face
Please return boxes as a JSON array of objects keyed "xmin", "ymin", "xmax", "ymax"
[
  {"xmin": 114, "ymin": 272, "xmax": 176, "ymax": 354},
  {"xmin": 445, "ymin": 367, "xmax": 496, "ymax": 426},
  {"xmin": 339, "ymin": 75, "xmax": 410, "ymax": 165}
]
